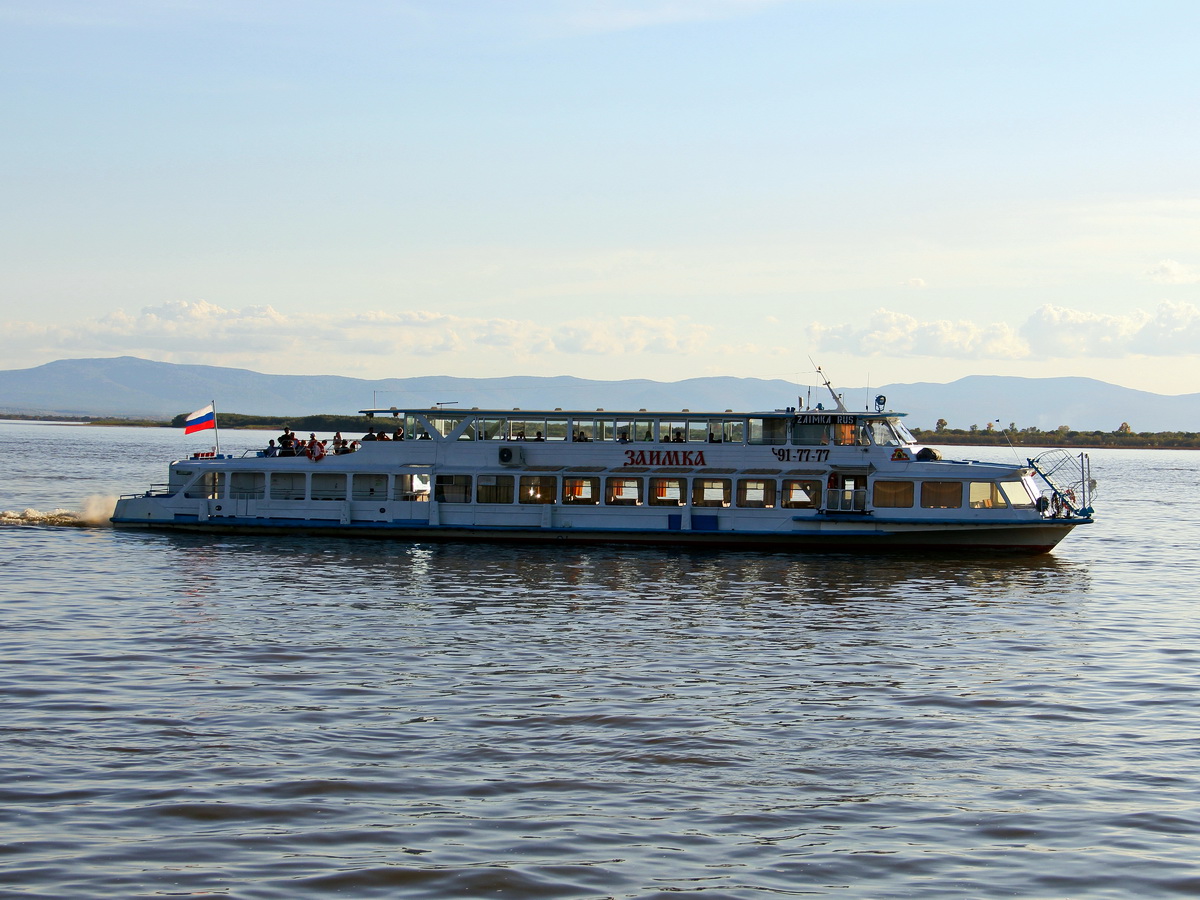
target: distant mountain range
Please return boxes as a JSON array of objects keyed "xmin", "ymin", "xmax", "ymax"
[{"xmin": 1, "ymin": 356, "xmax": 1197, "ymax": 432}]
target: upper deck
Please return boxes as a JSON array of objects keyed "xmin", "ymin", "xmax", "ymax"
[{"xmin": 354, "ymin": 404, "xmax": 917, "ymax": 448}]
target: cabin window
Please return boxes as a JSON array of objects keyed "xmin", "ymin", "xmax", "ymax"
[
  {"xmin": 633, "ymin": 419, "xmax": 654, "ymax": 442},
  {"xmin": 873, "ymin": 481, "xmax": 914, "ymax": 508},
  {"xmin": 577, "ymin": 420, "xmax": 607, "ymax": 442},
  {"xmin": 781, "ymin": 479, "xmax": 822, "ymax": 508},
  {"xmin": 832, "ymin": 423, "xmax": 864, "ymax": 446},
  {"xmin": 229, "ymin": 472, "xmax": 264, "ymax": 499},
  {"xmin": 866, "ymin": 419, "xmax": 903, "ymax": 446},
  {"xmin": 563, "ymin": 476, "xmax": 600, "ymax": 505},
  {"xmin": 661, "ymin": 421, "xmax": 687, "ymax": 443},
  {"xmin": 748, "ymin": 417, "xmax": 788, "ymax": 445},
  {"xmin": 541, "ymin": 418, "xmax": 566, "ymax": 441},
  {"xmin": 477, "ymin": 474, "xmax": 515, "ymax": 504},
  {"xmin": 269, "ymin": 472, "xmax": 305, "ymax": 500},
  {"xmin": 649, "ymin": 477, "xmax": 686, "ymax": 506},
  {"xmin": 791, "ymin": 421, "xmax": 827, "ymax": 446},
  {"xmin": 478, "ymin": 418, "xmax": 507, "ymax": 440},
  {"xmin": 511, "ymin": 419, "xmax": 546, "ymax": 442},
  {"xmin": 605, "ymin": 476, "xmax": 643, "ymax": 505},
  {"xmin": 434, "ymin": 475, "xmax": 471, "ymax": 503},
  {"xmin": 405, "ymin": 414, "xmax": 434, "ymax": 441},
  {"xmin": 999, "ymin": 480, "xmax": 1036, "ymax": 509},
  {"xmin": 688, "ymin": 420, "xmax": 711, "ymax": 443},
  {"xmin": 921, "ymin": 481, "xmax": 962, "ymax": 509},
  {"xmin": 711, "ymin": 419, "xmax": 744, "ymax": 443},
  {"xmin": 519, "ymin": 475, "xmax": 556, "ymax": 504},
  {"xmin": 426, "ymin": 413, "xmax": 469, "ymax": 439},
  {"xmin": 394, "ymin": 473, "xmax": 430, "ymax": 501},
  {"xmin": 311, "ymin": 473, "xmax": 347, "ymax": 501},
  {"xmin": 352, "ymin": 474, "xmax": 389, "ymax": 501},
  {"xmin": 185, "ymin": 471, "xmax": 225, "ymax": 499},
  {"xmin": 736, "ymin": 479, "xmax": 776, "ymax": 508},
  {"xmin": 968, "ymin": 482, "xmax": 1008, "ymax": 509},
  {"xmin": 692, "ymin": 478, "xmax": 731, "ymax": 508}
]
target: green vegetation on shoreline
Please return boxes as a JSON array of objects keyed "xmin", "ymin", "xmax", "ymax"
[
  {"xmin": 909, "ymin": 423, "xmax": 1200, "ymax": 449},
  {"xmin": 5, "ymin": 412, "xmax": 1198, "ymax": 449}
]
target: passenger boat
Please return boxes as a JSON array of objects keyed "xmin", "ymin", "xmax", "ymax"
[{"xmin": 111, "ymin": 382, "xmax": 1096, "ymax": 554}]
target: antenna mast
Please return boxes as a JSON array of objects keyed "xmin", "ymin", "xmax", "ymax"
[{"xmin": 809, "ymin": 360, "xmax": 848, "ymax": 412}]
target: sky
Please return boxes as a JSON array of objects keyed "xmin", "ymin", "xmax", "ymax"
[{"xmin": 2, "ymin": 0, "xmax": 1199, "ymax": 394}]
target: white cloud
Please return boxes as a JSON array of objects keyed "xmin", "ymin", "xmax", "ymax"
[
  {"xmin": 812, "ymin": 309, "xmax": 1027, "ymax": 360},
  {"xmin": 1019, "ymin": 305, "xmax": 1150, "ymax": 358},
  {"xmin": 812, "ymin": 303, "xmax": 1200, "ymax": 361},
  {"xmin": 1145, "ymin": 259, "xmax": 1200, "ymax": 285},
  {"xmin": 0, "ymin": 300, "xmax": 715, "ymax": 372}
]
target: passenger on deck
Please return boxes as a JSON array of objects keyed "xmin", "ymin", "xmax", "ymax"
[
  {"xmin": 377, "ymin": 431, "xmax": 390, "ymax": 441},
  {"xmin": 672, "ymin": 430, "xmax": 685, "ymax": 443},
  {"xmin": 618, "ymin": 431, "xmax": 630, "ymax": 443},
  {"xmin": 393, "ymin": 426, "xmax": 405, "ymax": 440},
  {"xmin": 361, "ymin": 426, "xmax": 377, "ymax": 441},
  {"xmin": 533, "ymin": 431, "xmax": 544, "ymax": 441},
  {"xmin": 264, "ymin": 439, "xmax": 278, "ymax": 457},
  {"xmin": 279, "ymin": 428, "xmax": 296, "ymax": 456}
]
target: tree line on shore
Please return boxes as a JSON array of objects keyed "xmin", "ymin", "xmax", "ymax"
[{"xmin": 911, "ymin": 420, "xmax": 1200, "ymax": 449}]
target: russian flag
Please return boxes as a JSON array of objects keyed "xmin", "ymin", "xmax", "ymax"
[{"xmin": 184, "ymin": 404, "xmax": 216, "ymax": 434}]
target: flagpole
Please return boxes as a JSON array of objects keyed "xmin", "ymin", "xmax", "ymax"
[{"xmin": 212, "ymin": 400, "xmax": 222, "ymax": 456}]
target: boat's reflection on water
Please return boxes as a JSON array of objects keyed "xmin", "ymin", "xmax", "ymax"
[{"xmin": 158, "ymin": 530, "xmax": 1087, "ymax": 614}]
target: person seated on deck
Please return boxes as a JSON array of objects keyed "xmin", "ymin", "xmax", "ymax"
[
  {"xmin": 533, "ymin": 431, "xmax": 544, "ymax": 441},
  {"xmin": 516, "ymin": 430, "xmax": 527, "ymax": 441},
  {"xmin": 618, "ymin": 431, "xmax": 630, "ymax": 443},
  {"xmin": 672, "ymin": 430, "xmax": 685, "ymax": 443},
  {"xmin": 393, "ymin": 426, "xmax": 404, "ymax": 440},
  {"xmin": 279, "ymin": 428, "xmax": 295, "ymax": 456},
  {"xmin": 361, "ymin": 426, "xmax": 377, "ymax": 441},
  {"xmin": 578, "ymin": 430, "xmax": 590, "ymax": 442},
  {"xmin": 418, "ymin": 431, "xmax": 431, "ymax": 440},
  {"xmin": 263, "ymin": 439, "xmax": 278, "ymax": 457}
]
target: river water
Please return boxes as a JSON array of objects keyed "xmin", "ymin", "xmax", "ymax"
[{"xmin": 2, "ymin": 423, "xmax": 1199, "ymax": 899}]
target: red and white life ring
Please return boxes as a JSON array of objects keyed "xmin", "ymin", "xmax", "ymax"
[{"xmin": 307, "ymin": 442, "xmax": 326, "ymax": 462}]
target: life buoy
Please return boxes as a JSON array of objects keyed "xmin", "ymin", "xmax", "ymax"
[{"xmin": 307, "ymin": 443, "xmax": 326, "ymax": 462}]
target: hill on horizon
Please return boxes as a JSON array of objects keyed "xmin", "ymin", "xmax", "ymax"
[{"xmin": 1, "ymin": 356, "xmax": 1198, "ymax": 433}]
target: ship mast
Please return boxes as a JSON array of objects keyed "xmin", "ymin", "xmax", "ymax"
[{"xmin": 813, "ymin": 364, "xmax": 848, "ymax": 412}]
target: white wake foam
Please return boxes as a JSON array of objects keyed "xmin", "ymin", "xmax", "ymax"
[{"xmin": 1, "ymin": 494, "xmax": 118, "ymax": 528}]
